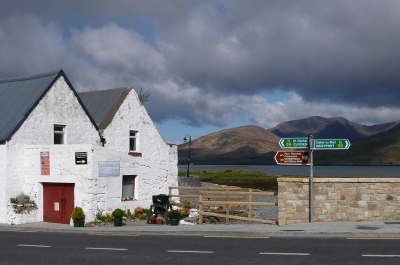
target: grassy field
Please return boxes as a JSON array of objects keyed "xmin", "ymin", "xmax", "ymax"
[
  {"xmin": 179, "ymin": 169, "xmax": 278, "ymax": 181},
  {"xmin": 178, "ymin": 168, "xmax": 279, "ymax": 191}
]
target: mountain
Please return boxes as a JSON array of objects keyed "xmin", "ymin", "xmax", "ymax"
[
  {"xmin": 178, "ymin": 125, "xmax": 280, "ymax": 165},
  {"xmin": 315, "ymin": 124, "xmax": 400, "ymax": 165},
  {"xmin": 268, "ymin": 116, "xmax": 400, "ymax": 140},
  {"xmin": 178, "ymin": 117, "xmax": 400, "ymax": 165}
]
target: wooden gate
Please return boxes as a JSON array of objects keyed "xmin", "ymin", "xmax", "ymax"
[{"xmin": 43, "ymin": 183, "xmax": 74, "ymax": 224}]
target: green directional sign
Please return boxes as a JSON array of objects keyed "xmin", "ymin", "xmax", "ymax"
[
  {"xmin": 279, "ymin": 138, "xmax": 309, "ymax": 148},
  {"xmin": 313, "ymin": 139, "xmax": 351, "ymax": 149}
]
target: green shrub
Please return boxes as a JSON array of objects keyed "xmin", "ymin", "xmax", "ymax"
[
  {"xmin": 167, "ymin": 209, "xmax": 182, "ymax": 220},
  {"xmin": 112, "ymin": 208, "xmax": 125, "ymax": 218},
  {"xmin": 15, "ymin": 193, "xmax": 30, "ymax": 205},
  {"xmin": 71, "ymin": 207, "xmax": 85, "ymax": 221}
]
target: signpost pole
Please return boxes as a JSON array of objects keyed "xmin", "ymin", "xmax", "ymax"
[{"xmin": 308, "ymin": 135, "xmax": 314, "ymax": 223}]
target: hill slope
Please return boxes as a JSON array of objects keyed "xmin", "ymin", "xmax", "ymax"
[
  {"xmin": 178, "ymin": 125, "xmax": 280, "ymax": 165},
  {"xmin": 315, "ymin": 124, "xmax": 400, "ymax": 165},
  {"xmin": 178, "ymin": 117, "xmax": 400, "ymax": 165},
  {"xmin": 268, "ymin": 116, "xmax": 400, "ymax": 140}
]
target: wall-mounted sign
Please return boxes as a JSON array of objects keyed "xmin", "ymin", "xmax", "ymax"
[
  {"xmin": 98, "ymin": 161, "xmax": 120, "ymax": 177},
  {"xmin": 75, "ymin": 152, "xmax": 87, "ymax": 165},
  {"xmin": 40, "ymin": 151, "xmax": 50, "ymax": 175}
]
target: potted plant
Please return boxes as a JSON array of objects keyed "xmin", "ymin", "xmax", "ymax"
[
  {"xmin": 112, "ymin": 208, "xmax": 125, "ymax": 226},
  {"xmin": 179, "ymin": 208, "xmax": 189, "ymax": 219},
  {"xmin": 71, "ymin": 207, "xmax": 85, "ymax": 227},
  {"xmin": 149, "ymin": 215, "xmax": 156, "ymax": 224},
  {"xmin": 166, "ymin": 209, "xmax": 182, "ymax": 226},
  {"xmin": 156, "ymin": 215, "xmax": 164, "ymax": 225}
]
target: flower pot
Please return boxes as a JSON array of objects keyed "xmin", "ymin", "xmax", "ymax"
[
  {"xmin": 169, "ymin": 219, "xmax": 180, "ymax": 226},
  {"xmin": 73, "ymin": 220, "xmax": 85, "ymax": 227},
  {"xmin": 156, "ymin": 219, "xmax": 163, "ymax": 225},
  {"xmin": 150, "ymin": 220, "xmax": 156, "ymax": 224},
  {"xmin": 113, "ymin": 218, "xmax": 123, "ymax": 226}
]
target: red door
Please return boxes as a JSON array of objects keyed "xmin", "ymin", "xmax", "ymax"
[{"xmin": 43, "ymin": 183, "xmax": 74, "ymax": 224}]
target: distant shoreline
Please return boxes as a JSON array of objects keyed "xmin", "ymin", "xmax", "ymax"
[{"xmin": 178, "ymin": 165, "xmax": 400, "ymax": 178}]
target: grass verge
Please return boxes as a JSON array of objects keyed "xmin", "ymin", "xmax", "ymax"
[{"xmin": 179, "ymin": 169, "xmax": 277, "ymax": 182}]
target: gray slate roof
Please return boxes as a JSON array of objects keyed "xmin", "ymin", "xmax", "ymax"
[
  {"xmin": 0, "ymin": 70, "xmax": 97, "ymax": 142},
  {"xmin": 78, "ymin": 88, "xmax": 131, "ymax": 130}
]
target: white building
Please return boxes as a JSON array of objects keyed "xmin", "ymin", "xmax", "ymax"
[{"xmin": 0, "ymin": 70, "xmax": 178, "ymax": 225}]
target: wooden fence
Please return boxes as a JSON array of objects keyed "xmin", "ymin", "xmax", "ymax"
[{"xmin": 168, "ymin": 186, "xmax": 277, "ymax": 225}]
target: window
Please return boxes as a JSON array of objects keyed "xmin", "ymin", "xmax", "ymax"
[
  {"xmin": 129, "ymin": 131, "xmax": 137, "ymax": 151},
  {"xmin": 122, "ymin": 175, "xmax": 136, "ymax": 200},
  {"xmin": 54, "ymin": 125, "xmax": 65, "ymax": 144}
]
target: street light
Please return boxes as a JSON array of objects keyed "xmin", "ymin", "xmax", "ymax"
[{"xmin": 183, "ymin": 134, "xmax": 191, "ymax": 177}]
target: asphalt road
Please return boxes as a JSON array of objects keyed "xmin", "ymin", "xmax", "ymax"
[{"xmin": 2, "ymin": 231, "xmax": 400, "ymax": 264}]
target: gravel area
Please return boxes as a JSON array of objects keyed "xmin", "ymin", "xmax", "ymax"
[{"xmin": 179, "ymin": 182, "xmax": 278, "ymax": 224}]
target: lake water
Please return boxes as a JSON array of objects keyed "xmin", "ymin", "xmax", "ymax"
[{"xmin": 178, "ymin": 165, "xmax": 400, "ymax": 178}]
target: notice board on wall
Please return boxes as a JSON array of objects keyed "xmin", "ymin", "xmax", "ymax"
[
  {"xmin": 98, "ymin": 161, "xmax": 120, "ymax": 177},
  {"xmin": 40, "ymin": 151, "xmax": 50, "ymax": 175}
]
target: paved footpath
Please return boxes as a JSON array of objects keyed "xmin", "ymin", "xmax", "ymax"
[{"xmin": 1, "ymin": 221, "xmax": 400, "ymax": 238}]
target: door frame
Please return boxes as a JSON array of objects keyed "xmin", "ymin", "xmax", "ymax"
[{"xmin": 42, "ymin": 182, "xmax": 75, "ymax": 224}]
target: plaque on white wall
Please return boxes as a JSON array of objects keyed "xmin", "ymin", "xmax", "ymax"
[{"xmin": 98, "ymin": 161, "xmax": 120, "ymax": 177}]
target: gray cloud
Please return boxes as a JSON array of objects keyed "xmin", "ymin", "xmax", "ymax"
[{"xmin": 1, "ymin": 0, "xmax": 400, "ymax": 132}]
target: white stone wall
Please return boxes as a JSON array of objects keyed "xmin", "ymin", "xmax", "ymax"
[
  {"xmin": 2, "ymin": 78, "xmax": 178, "ymax": 225},
  {"xmin": 5, "ymin": 76, "xmax": 100, "ymax": 212},
  {"xmin": 102, "ymin": 89, "xmax": 178, "ymax": 171},
  {"xmin": 7, "ymin": 204, "xmax": 38, "ymax": 225},
  {"xmin": 100, "ymin": 88, "xmax": 179, "ymax": 206},
  {"xmin": 0, "ymin": 145, "xmax": 6, "ymax": 223},
  {"xmin": 23, "ymin": 144, "xmax": 95, "ymax": 223},
  {"xmin": 89, "ymin": 145, "xmax": 178, "ymax": 219},
  {"xmin": 21, "ymin": 144, "xmax": 178, "ymax": 224}
]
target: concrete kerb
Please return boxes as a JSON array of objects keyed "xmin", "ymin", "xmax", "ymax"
[{"xmin": 1, "ymin": 221, "xmax": 400, "ymax": 238}]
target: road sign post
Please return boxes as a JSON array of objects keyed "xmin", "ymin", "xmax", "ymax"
[
  {"xmin": 308, "ymin": 135, "xmax": 314, "ymax": 223},
  {"xmin": 276, "ymin": 136, "xmax": 351, "ymax": 224}
]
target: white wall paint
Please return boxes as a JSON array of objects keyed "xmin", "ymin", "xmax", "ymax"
[
  {"xmin": 0, "ymin": 144, "xmax": 6, "ymax": 223},
  {"xmin": 5, "ymin": 76, "xmax": 100, "ymax": 222},
  {"xmin": 22, "ymin": 144, "xmax": 178, "ymax": 223},
  {"xmin": 3, "ymin": 78, "xmax": 178, "ymax": 225},
  {"xmin": 102, "ymin": 88, "xmax": 178, "ymax": 169}
]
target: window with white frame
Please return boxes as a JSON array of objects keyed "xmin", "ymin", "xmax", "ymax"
[
  {"xmin": 129, "ymin": 130, "xmax": 137, "ymax": 151},
  {"xmin": 122, "ymin": 175, "xmax": 136, "ymax": 200},
  {"xmin": 54, "ymin": 125, "xmax": 66, "ymax": 144}
]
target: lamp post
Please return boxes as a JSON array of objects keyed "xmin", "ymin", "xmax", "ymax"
[{"xmin": 183, "ymin": 134, "xmax": 191, "ymax": 177}]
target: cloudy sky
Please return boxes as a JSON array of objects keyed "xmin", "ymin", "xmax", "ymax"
[{"xmin": 2, "ymin": 1, "xmax": 400, "ymax": 143}]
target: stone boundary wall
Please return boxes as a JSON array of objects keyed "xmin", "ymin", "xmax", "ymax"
[
  {"xmin": 6, "ymin": 204, "xmax": 39, "ymax": 225},
  {"xmin": 178, "ymin": 175, "xmax": 201, "ymax": 187},
  {"xmin": 278, "ymin": 178, "xmax": 400, "ymax": 226}
]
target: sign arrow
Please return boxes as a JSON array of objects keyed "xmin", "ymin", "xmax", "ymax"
[
  {"xmin": 274, "ymin": 151, "xmax": 310, "ymax": 165},
  {"xmin": 279, "ymin": 138, "xmax": 309, "ymax": 149},
  {"xmin": 313, "ymin": 139, "xmax": 351, "ymax": 150}
]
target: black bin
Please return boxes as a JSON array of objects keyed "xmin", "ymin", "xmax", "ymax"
[{"xmin": 152, "ymin": 194, "xmax": 170, "ymax": 205}]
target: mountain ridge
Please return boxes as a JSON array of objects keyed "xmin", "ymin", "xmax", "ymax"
[{"xmin": 178, "ymin": 116, "xmax": 400, "ymax": 165}]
